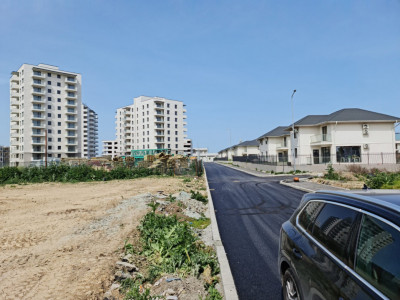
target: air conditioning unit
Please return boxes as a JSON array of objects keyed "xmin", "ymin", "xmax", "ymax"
[
  {"xmin": 363, "ymin": 144, "xmax": 369, "ymax": 149},
  {"xmin": 362, "ymin": 124, "xmax": 369, "ymax": 135}
]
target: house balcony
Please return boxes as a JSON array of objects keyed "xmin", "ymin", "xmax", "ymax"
[
  {"xmin": 66, "ymin": 127, "xmax": 77, "ymax": 130},
  {"xmin": 310, "ymin": 134, "xmax": 332, "ymax": 145},
  {"xmin": 11, "ymin": 116, "xmax": 20, "ymax": 122},
  {"xmin": 11, "ymin": 132, "xmax": 19, "ymax": 138},
  {"xmin": 32, "ymin": 72, "xmax": 45, "ymax": 79},
  {"xmin": 32, "ymin": 97, "xmax": 44, "ymax": 103},
  {"xmin": 32, "ymin": 148, "xmax": 45, "ymax": 153},
  {"xmin": 155, "ymin": 131, "xmax": 164, "ymax": 137},
  {"xmin": 67, "ymin": 148, "xmax": 78, "ymax": 153},
  {"xmin": 65, "ymin": 110, "xmax": 77, "ymax": 115},
  {"xmin": 11, "ymin": 138, "xmax": 20, "ymax": 146},
  {"xmin": 155, "ymin": 118, "xmax": 164, "ymax": 123},
  {"xmin": 11, "ymin": 91, "xmax": 20, "ymax": 98},
  {"xmin": 276, "ymin": 143, "xmax": 289, "ymax": 150},
  {"xmin": 67, "ymin": 133, "xmax": 78, "ymax": 137},
  {"xmin": 11, "ymin": 108, "xmax": 19, "ymax": 114}
]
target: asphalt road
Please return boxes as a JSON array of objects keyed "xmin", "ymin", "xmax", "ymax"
[{"xmin": 205, "ymin": 163, "xmax": 306, "ymax": 300}]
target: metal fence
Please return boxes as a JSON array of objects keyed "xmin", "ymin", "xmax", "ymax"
[{"xmin": 231, "ymin": 152, "xmax": 400, "ymax": 166}]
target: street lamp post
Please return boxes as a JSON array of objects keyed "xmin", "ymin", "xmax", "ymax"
[{"xmin": 291, "ymin": 89, "xmax": 297, "ymax": 173}]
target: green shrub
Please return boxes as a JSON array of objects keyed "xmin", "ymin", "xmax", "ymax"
[
  {"xmin": 324, "ymin": 164, "xmax": 340, "ymax": 180},
  {"xmin": 190, "ymin": 190, "xmax": 208, "ymax": 203},
  {"xmin": 365, "ymin": 171, "xmax": 400, "ymax": 189}
]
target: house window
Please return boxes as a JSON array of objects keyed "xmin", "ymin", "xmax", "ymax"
[
  {"xmin": 47, "ymin": 81, "xmax": 51, "ymax": 85},
  {"xmin": 48, "ymin": 113, "xmax": 51, "ymax": 117},
  {"xmin": 48, "ymin": 89, "xmax": 51, "ymax": 93},
  {"xmin": 57, "ymin": 90, "xmax": 61, "ymax": 94},
  {"xmin": 48, "ymin": 121, "xmax": 52, "ymax": 125},
  {"xmin": 322, "ymin": 126, "xmax": 328, "ymax": 141},
  {"xmin": 336, "ymin": 146, "xmax": 361, "ymax": 163},
  {"xmin": 58, "ymin": 130, "xmax": 61, "ymax": 134},
  {"xmin": 58, "ymin": 146, "xmax": 61, "ymax": 150},
  {"xmin": 48, "ymin": 97, "xmax": 52, "ymax": 101},
  {"xmin": 57, "ymin": 82, "xmax": 61, "ymax": 87},
  {"xmin": 58, "ymin": 138, "xmax": 61, "ymax": 142},
  {"xmin": 48, "ymin": 129, "xmax": 52, "ymax": 133},
  {"xmin": 57, "ymin": 75, "xmax": 61, "ymax": 79},
  {"xmin": 57, "ymin": 98, "xmax": 61, "ymax": 102},
  {"xmin": 48, "ymin": 105, "xmax": 51, "ymax": 109},
  {"xmin": 47, "ymin": 73, "xmax": 51, "ymax": 77},
  {"xmin": 58, "ymin": 106, "xmax": 61, "ymax": 110}
]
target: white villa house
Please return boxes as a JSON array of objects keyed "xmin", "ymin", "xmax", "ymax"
[
  {"xmin": 285, "ymin": 108, "xmax": 399, "ymax": 165},
  {"xmin": 192, "ymin": 148, "xmax": 217, "ymax": 162},
  {"xmin": 217, "ymin": 139, "xmax": 259, "ymax": 160},
  {"xmin": 257, "ymin": 126, "xmax": 291, "ymax": 163}
]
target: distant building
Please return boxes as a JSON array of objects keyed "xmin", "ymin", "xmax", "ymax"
[
  {"xmin": 82, "ymin": 104, "xmax": 98, "ymax": 158},
  {"xmin": 0, "ymin": 146, "xmax": 10, "ymax": 167},
  {"xmin": 114, "ymin": 96, "xmax": 189, "ymax": 156},
  {"xmin": 102, "ymin": 140, "xmax": 118, "ymax": 159},
  {"xmin": 192, "ymin": 148, "xmax": 217, "ymax": 162},
  {"xmin": 217, "ymin": 139, "xmax": 259, "ymax": 160}
]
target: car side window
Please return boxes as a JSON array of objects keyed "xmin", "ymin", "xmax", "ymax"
[
  {"xmin": 355, "ymin": 215, "xmax": 400, "ymax": 299},
  {"xmin": 311, "ymin": 203, "xmax": 359, "ymax": 265},
  {"xmin": 298, "ymin": 201, "xmax": 324, "ymax": 233}
]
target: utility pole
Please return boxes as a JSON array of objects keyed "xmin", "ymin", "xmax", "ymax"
[{"xmin": 291, "ymin": 90, "xmax": 297, "ymax": 173}]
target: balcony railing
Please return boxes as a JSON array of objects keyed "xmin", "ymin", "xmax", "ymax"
[{"xmin": 310, "ymin": 134, "xmax": 332, "ymax": 144}]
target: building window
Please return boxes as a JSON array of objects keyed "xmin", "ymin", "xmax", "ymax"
[
  {"xmin": 167, "ymin": 124, "xmax": 170, "ymax": 128},
  {"xmin": 167, "ymin": 110, "xmax": 170, "ymax": 114},
  {"xmin": 175, "ymin": 144, "xmax": 178, "ymax": 148},
  {"xmin": 175, "ymin": 131, "xmax": 178, "ymax": 135},
  {"xmin": 175, "ymin": 111, "xmax": 177, "ymax": 115},
  {"xmin": 175, "ymin": 105, "xmax": 177, "ymax": 109},
  {"xmin": 47, "ymin": 73, "xmax": 51, "ymax": 77},
  {"xmin": 58, "ymin": 130, "xmax": 61, "ymax": 134},
  {"xmin": 175, "ymin": 124, "xmax": 178, "ymax": 129},
  {"xmin": 58, "ymin": 106, "xmax": 61, "ymax": 110},
  {"xmin": 57, "ymin": 98, "xmax": 61, "ymax": 102},
  {"xmin": 58, "ymin": 114, "xmax": 61, "ymax": 118},
  {"xmin": 48, "ymin": 113, "xmax": 51, "ymax": 117},
  {"xmin": 47, "ymin": 81, "xmax": 51, "ymax": 85},
  {"xmin": 48, "ymin": 89, "xmax": 51, "ymax": 93},
  {"xmin": 48, "ymin": 105, "xmax": 51, "ymax": 109},
  {"xmin": 48, "ymin": 137, "xmax": 52, "ymax": 142},
  {"xmin": 48, "ymin": 146, "xmax": 52, "ymax": 150},
  {"xmin": 57, "ymin": 90, "xmax": 61, "ymax": 94},
  {"xmin": 57, "ymin": 74, "xmax": 61, "ymax": 79},
  {"xmin": 57, "ymin": 82, "xmax": 61, "ymax": 87},
  {"xmin": 168, "ymin": 137, "xmax": 170, "ymax": 141},
  {"xmin": 167, "ymin": 117, "xmax": 170, "ymax": 121},
  {"xmin": 58, "ymin": 146, "xmax": 61, "ymax": 150},
  {"xmin": 175, "ymin": 118, "xmax": 177, "ymax": 122},
  {"xmin": 336, "ymin": 146, "xmax": 361, "ymax": 163},
  {"xmin": 48, "ymin": 129, "xmax": 52, "ymax": 133},
  {"xmin": 48, "ymin": 121, "xmax": 52, "ymax": 125},
  {"xmin": 58, "ymin": 138, "xmax": 61, "ymax": 142},
  {"xmin": 48, "ymin": 97, "xmax": 52, "ymax": 101}
]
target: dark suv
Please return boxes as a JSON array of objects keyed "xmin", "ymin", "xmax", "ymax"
[{"xmin": 279, "ymin": 190, "xmax": 400, "ymax": 300}]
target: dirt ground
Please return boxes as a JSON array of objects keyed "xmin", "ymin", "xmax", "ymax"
[{"xmin": 0, "ymin": 177, "xmax": 201, "ymax": 300}]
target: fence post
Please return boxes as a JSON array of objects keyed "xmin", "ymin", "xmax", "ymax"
[
  {"xmin": 381, "ymin": 152, "xmax": 383, "ymax": 164},
  {"xmin": 367, "ymin": 153, "xmax": 369, "ymax": 165}
]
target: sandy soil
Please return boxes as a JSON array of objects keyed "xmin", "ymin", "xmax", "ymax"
[{"xmin": 0, "ymin": 177, "xmax": 191, "ymax": 300}]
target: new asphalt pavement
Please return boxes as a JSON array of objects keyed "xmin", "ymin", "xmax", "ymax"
[{"xmin": 204, "ymin": 162, "xmax": 306, "ymax": 300}]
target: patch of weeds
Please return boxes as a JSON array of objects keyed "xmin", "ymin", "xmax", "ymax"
[
  {"xmin": 124, "ymin": 282, "xmax": 152, "ymax": 300},
  {"xmin": 183, "ymin": 177, "xmax": 192, "ymax": 183},
  {"xmin": 147, "ymin": 201, "xmax": 160, "ymax": 213},
  {"xmin": 124, "ymin": 240, "xmax": 135, "ymax": 255},
  {"xmin": 166, "ymin": 194, "xmax": 176, "ymax": 202},
  {"xmin": 190, "ymin": 190, "xmax": 208, "ymax": 203},
  {"xmin": 205, "ymin": 285, "xmax": 223, "ymax": 300},
  {"xmin": 325, "ymin": 164, "xmax": 341, "ymax": 180},
  {"xmin": 188, "ymin": 217, "xmax": 211, "ymax": 229}
]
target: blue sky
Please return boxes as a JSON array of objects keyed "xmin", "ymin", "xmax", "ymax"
[{"xmin": 1, "ymin": 0, "xmax": 399, "ymax": 153}]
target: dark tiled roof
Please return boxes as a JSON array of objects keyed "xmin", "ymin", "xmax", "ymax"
[
  {"xmin": 235, "ymin": 139, "xmax": 259, "ymax": 147},
  {"xmin": 287, "ymin": 108, "xmax": 400, "ymax": 129},
  {"xmin": 258, "ymin": 126, "xmax": 289, "ymax": 139}
]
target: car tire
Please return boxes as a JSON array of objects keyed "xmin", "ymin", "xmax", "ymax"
[{"xmin": 282, "ymin": 268, "xmax": 302, "ymax": 300}]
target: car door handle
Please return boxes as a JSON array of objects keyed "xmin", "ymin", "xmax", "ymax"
[{"xmin": 292, "ymin": 248, "xmax": 302, "ymax": 259}]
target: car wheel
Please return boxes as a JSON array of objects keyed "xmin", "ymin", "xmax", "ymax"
[{"xmin": 283, "ymin": 268, "xmax": 302, "ymax": 300}]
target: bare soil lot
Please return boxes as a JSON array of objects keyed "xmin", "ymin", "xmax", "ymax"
[{"xmin": 0, "ymin": 177, "xmax": 200, "ymax": 300}]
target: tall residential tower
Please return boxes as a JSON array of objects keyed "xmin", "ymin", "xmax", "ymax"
[{"xmin": 9, "ymin": 63, "xmax": 98, "ymax": 166}]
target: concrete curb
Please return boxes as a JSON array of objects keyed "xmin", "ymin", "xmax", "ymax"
[
  {"xmin": 204, "ymin": 167, "xmax": 239, "ymax": 300},
  {"xmin": 279, "ymin": 180, "xmax": 316, "ymax": 193},
  {"xmin": 214, "ymin": 161, "xmax": 294, "ymax": 178}
]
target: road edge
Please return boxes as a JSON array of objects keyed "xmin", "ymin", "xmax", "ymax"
[
  {"xmin": 203, "ymin": 166, "xmax": 239, "ymax": 300},
  {"xmin": 279, "ymin": 180, "xmax": 315, "ymax": 192}
]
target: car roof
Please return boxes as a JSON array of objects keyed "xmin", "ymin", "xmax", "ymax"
[{"xmin": 313, "ymin": 190, "xmax": 400, "ymax": 214}]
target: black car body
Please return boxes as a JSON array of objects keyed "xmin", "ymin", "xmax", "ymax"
[{"xmin": 279, "ymin": 190, "xmax": 400, "ymax": 300}]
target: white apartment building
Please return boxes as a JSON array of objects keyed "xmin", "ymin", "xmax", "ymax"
[
  {"xmin": 115, "ymin": 96, "xmax": 189, "ymax": 156},
  {"xmin": 102, "ymin": 140, "xmax": 119, "ymax": 159},
  {"xmin": 82, "ymin": 104, "xmax": 98, "ymax": 158},
  {"xmin": 9, "ymin": 63, "xmax": 97, "ymax": 166}
]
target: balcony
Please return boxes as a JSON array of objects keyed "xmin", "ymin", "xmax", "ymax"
[
  {"xmin": 11, "ymin": 83, "xmax": 19, "ymax": 90},
  {"xmin": 155, "ymin": 110, "xmax": 164, "ymax": 116},
  {"xmin": 32, "ymin": 97, "xmax": 44, "ymax": 103},
  {"xmin": 11, "ymin": 91, "xmax": 20, "ymax": 98},
  {"xmin": 65, "ymin": 85, "xmax": 76, "ymax": 92},
  {"xmin": 67, "ymin": 126, "xmax": 77, "ymax": 130},
  {"xmin": 155, "ymin": 117, "xmax": 164, "ymax": 123},
  {"xmin": 11, "ymin": 99, "xmax": 20, "ymax": 106},
  {"xmin": 65, "ymin": 110, "xmax": 77, "ymax": 115},
  {"xmin": 66, "ymin": 141, "xmax": 78, "ymax": 146},
  {"xmin": 67, "ymin": 147, "xmax": 78, "ymax": 153},
  {"xmin": 310, "ymin": 134, "xmax": 332, "ymax": 144},
  {"xmin": 11, "ymin": 116, "xmax": 20, "ymax": 122},
  {"xmin": 155, "ymin": 130, "xmax": 164, "ymax": 136},
  {"xmin": 11, "ymin": 139, "xmax": 19, "ymax": 145},
  {"xmin": 10, "ymin": 108, "xmax": 19, "ymax": 114},
  {"xmin": 66, "ymin": 119, "xmax": 78, "ymax": 123},
  {"xmin": 67, "ymin": 133, "xmax": 77, "ymax": 137},
  {"xmin": 66, "ymin": 101, "xmax": 77, "ymax": 107},
  {"xmin": 32, "ymin": 72, "xmax": 45, "ymax": 79},
  {"xmin": 32, "ymin": 81, "xmax": 45, "ymax": 88},
  {"xmin": 32, "ymin": 89, "xmax": 45, "ymax": 96},
  {"xmin": 11, "ymin": 132, "xmax": 19, "ymax": 138},
  {"xmin": 11, "ymin": 74, "xmax": 19, "ymax": 82},
  {"xmin": 65, "ymin": 77, "xmax": 76, "ymax": 83},
  {"xmin": 11, "ymin": 125, "xmax": 19, "ymax": 130},
  {"xmin": 276, "ymin": 143, "xmax": 289, "ymax": 150},
  {"xmin": 66, "ymin": 94, "xmax": 77, "ymax": 100},
  {"xmin": 32, "ymin": 148, "xmax": 45, "ymax": 153},
  {"xmin": 32, "ymin": 106, "xmax": 45, "ymax": 112},
  {"xmin": 32, "ymin": 131, "xmax": 45, "ymax": 136},
  {"xmin": 32, "ymin": 122, "xmax": 45, "ymax": 128},
  {"xmin": 32, "ymin": 139, "xmax": 45, "ymax": 145},
  {"xmin": 32, "ymin": 114, "xmax": 45, "ymax": 120}
]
